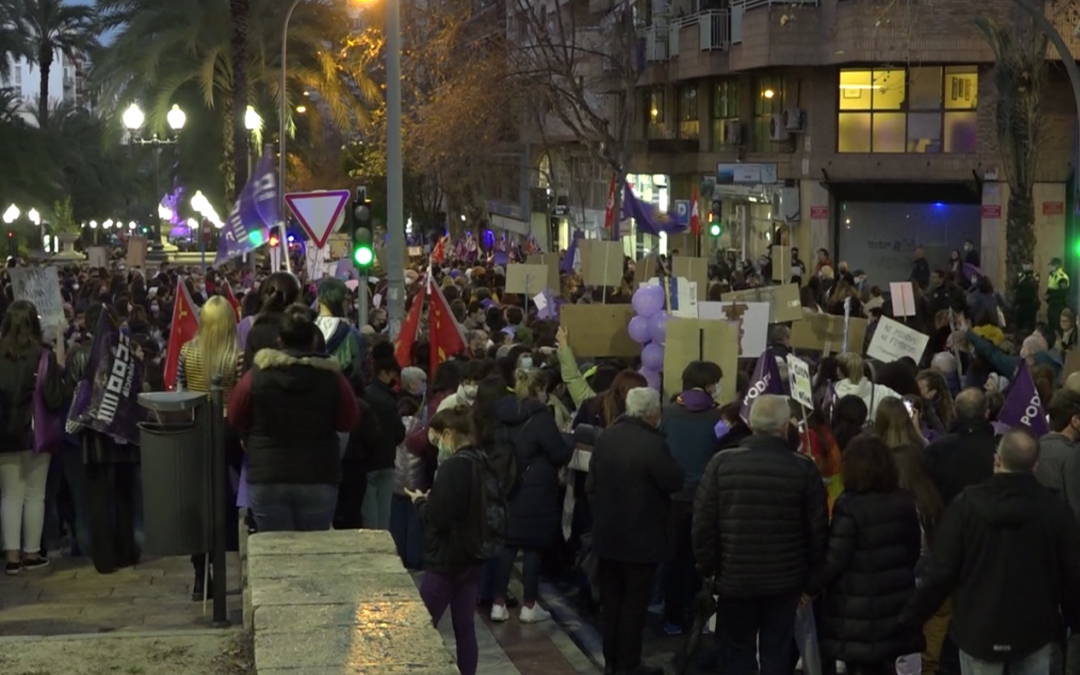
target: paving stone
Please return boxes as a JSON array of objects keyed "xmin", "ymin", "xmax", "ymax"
[
  {"xmin": 248, "ymin": 529, "xmax": 398, "ymax": 557},
  {"xmin": 256, "ymin": 668, "xmax": 457, "ymax": 675},
  {"xmin": 254, "ymin": 626, "xmax": 455, "ymax": 670},
  {"xmin": 247, "ymin": 551, "xmax": 405, "ymax": 579},
  {"xmin": 249, "ymin": 573, "xmax": 420, "ymax": 608},
  {"xmin": 254, "ymin": 600, "xmax": 432, "ymax": 633}
]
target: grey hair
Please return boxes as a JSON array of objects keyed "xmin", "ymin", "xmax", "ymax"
[
  {"xmin": 625, "ymin": 387, "xmax": 661, "ymax": 420},
  {"xmin": 749, "ymin": 394, "xmax": 792, "ymax": 435},
  {"xmin": 997, "ymin": 428, "xmax": 1039, "ymax": 473},
  {"xmin": 931, "ymin": 351, "xmax": 957, "ymax": 374}
]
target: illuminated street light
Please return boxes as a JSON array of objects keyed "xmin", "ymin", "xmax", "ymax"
[
  {"xmin": 3, "ymin": 204, "xmax": 19, "ymax": 223},
  {"xmin": 122, "ymin": 103, "xmax": 145, "ymax": 131},
  {"xmin": 167, "ymin": 104, "xmax": 187, "ymax": 131},
  {"xmin": 103, "ymin": 219, "xmax": 113, "ymax": 230},
  {"xmin": 158, "ymin": 204, "xmax": 174, "ymax": 221},
  {"xmin": 245, "ymin": 106, "xmax": 262, "ymax": 131},
  {"xmin": 27, "ymin": 208, "xmax": 40, "ymax": 225},
  {"xmin": 128, "ymin": 221, "xmax": 137, "ymax": 230},
  {"xmin": 89, "ymin": 220, "xmax": 98, "ymax": 229},
  {"xmin": 295, "ymin": 105, "xmax": 307, "ymax": 114}
]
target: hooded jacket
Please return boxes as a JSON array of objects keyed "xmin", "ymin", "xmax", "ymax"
[
  {"xmin": 315, "ymin": 316, "xmax": 367, "ymax": 389},
  {"xmin": 900, "ymin": 473, "xmax": 1080, "ymax": 661},
  {"xmin": 1035, "ymin": 432, "xmax": 1080, "ymax": 526},
  {"xmin": 228, "ymin": 348, "xmax": 358, "ymax": 485},
  {"xmin": 834, "ymin": 377, "xmax": 900, "ymax": 420}
]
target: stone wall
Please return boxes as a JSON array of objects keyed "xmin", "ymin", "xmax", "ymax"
[{"xmin": 246, "ymin": 529, "xmax": 459, "ymax": 675}]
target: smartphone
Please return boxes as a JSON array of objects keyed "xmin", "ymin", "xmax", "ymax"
[{"xmin": 903, "ymin": 400, "xmax": 914, "ymax": 417}]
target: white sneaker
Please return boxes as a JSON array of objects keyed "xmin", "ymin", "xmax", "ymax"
[
  {"xmin": 490, "ymin": 604, "xmax": 510, "ymax": 622},
  {"xmin": 519, "ymin": 604, "xmax": 551, "ymax": 623}
]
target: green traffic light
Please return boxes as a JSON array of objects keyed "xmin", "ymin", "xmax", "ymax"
[
  {"xmin": 354, "ymin": 247, "xmax": 374, "ymax": 267},
  {"xmin": 709, "ymin": 223, "xmax": 721, "ymax": 236}
]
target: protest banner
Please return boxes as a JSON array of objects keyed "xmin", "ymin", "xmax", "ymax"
[
  {"xmin": 867, "ymin": 316, "xmax": 930, "ymax": 363},
  {"xmin": 10, "ymin": 266, "xmax": 64, "ymax": 328},
  {"xmin": 67, "ymin": 311, "xmax": 145, "ymax": 445}
]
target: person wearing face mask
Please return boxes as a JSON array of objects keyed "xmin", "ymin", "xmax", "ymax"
[
  {"xmin": 363, "ymin": 353, "xmax": 407, "ymax": 530},
  {"xmin": 657, "ymin": 360, "xmax": 724, "ymax": 636},
  {"xmin": 438, "ymin": 359, "xmax": 491, "ymax": 412},
  {"xmin": 692, "ymin": 395, "xmax": 829, "ymax": 675}
]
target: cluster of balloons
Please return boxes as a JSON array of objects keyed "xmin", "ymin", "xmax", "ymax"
[{"xmin": 629, "ymin": 284, "xmax": 668, "ymax": 390}]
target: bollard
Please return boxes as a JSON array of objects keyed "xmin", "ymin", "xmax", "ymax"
[{"xmin": 209, "ymin": 374, "xmax": 230, "ymax": 627}]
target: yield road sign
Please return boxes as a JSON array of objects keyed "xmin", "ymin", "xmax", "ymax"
[{"xmin": 285, "ymin": 190, "xmax": 350, "ymax": 249}]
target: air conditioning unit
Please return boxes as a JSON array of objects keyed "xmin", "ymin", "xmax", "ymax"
[
  {"xmin": 771, "ymin": 186, "xmax": 800, "ymax": 223},
  {"xmin": 782, "ymin": 108, "xmax": 805, "ymax": 132},
  {"xmin": 769, "ymin": 114, "xmax": 790, "ymax": 141},
  {"xmin": 724, "ymin": 120, "xmax": 744, "ymax": 145}
]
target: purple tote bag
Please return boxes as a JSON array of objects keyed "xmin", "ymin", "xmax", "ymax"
[{"xmin": 33, "ymin": 349, "xmax": 64, "ymax": 454}]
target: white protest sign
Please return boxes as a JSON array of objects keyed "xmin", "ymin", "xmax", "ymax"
[
  {"xmin": 867, "ymin": 316, "xmax": 930, "ymax": 364},
  {"xmin": 698, "ymin": 301, "xmax": 769, "ymax": 358},
  {"xmin": 889, "ymin": 281, "xmax": 917, "ymax": 317},
  {"xmin": 10, "ymin": 266, "xmax": 65, "ymax": 328},
  {"xmin": 786, "ymin": 354, "xmax": 813, "ymax": 409},
  {"xmin": 646, "ymin": 277, "xmax": 698, "ymax": 318},
  {"xmin": 87, "ymin": 246, "xmax": 108, "ymax": 268}
]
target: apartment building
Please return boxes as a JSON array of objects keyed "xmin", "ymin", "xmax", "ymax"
[
  {"xmin": 2, "ymin": 49, "xmax": 91, "ymax": 124},
  {"xmin": 628, "ymin": 0, "xmax": 1079, "ymax": 292}
]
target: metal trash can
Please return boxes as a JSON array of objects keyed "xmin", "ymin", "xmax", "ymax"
[{"xmin": 137, "ymin": 392, "xmax": 211, "ymax": 556}]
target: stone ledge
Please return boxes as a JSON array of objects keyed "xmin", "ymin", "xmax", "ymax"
[{"xmin": 248, "ymin": 529, "xmax": 457, "ymax": 675}]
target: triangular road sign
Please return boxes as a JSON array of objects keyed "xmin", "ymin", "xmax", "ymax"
[{"xmin": 285, "ymin": 190, "xmax": 350, "ymax": 249}]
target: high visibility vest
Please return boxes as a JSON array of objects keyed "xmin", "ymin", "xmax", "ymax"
[{"xmin": 1049, "ymin": 268, "xmax": 1070, "ymax": 292}]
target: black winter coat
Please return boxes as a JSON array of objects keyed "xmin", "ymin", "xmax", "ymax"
[
  {"xmin": 0, "ymin": 345, "xmax": 63, "ymax": 453},
  {"xmin": 901, "ymin": 473, "xmax": 1080, "ymax": 661},
  {"xmin": 494, "ymin": 396, "xmax": 572, "ymax": 548},
  {"xmin": 925, "ymin": 421, "xmax": 996, "ymax": 505},
  {"xmin": 815, "ymin": 489, "xmax": 924, "ymax": 664},
  {"xmin": 64, "ymin": 341, "xmax": 139, "ymax": 464},
  {"xmin": 416, "ymin": 447, "xmax": 484, "ymax": 574},
  {"xmin": 364, "ymin": 379, "xmax": 406, "ymax": 471},
  {"xmin": 586, "ymin": 416, "xmax": 684, "ymax": 564},
  {"xmin": 692, "ymin": 433, "xmax": 829, "ymax": 598}
]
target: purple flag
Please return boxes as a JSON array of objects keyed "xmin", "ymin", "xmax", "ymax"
[
  {"xmin": 962, "ymin": 262, "xmax": 985, "ymax": 283},
  {"xmin": 740, "ymin": 350, "xmax": 784, "ymax": 423},
  {"xmin": 216, "ymin": 152, "xmax": 281, "ymax": 265},
  {"xmin": 536, "ymin": 289, "xmax": 558, "ymax": 320},
  {"xmin": 561, "ymin": 230, "xmax": 583, "ymax": 274},
  {"xmin": 66, "ymin": 310, "xmax": 146, "ymax": 445},
  {"xmin": 997, "ymin": 360, "xmax": 1049, "ymax": 437},
  {"xmin": 622, "ymin": 183, "xmax": 688, "ymax": 237}
]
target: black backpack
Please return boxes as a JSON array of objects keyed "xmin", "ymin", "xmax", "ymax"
[{"xmin": 458, "ymin": 447, "xmax": 510, "ymax": 560}]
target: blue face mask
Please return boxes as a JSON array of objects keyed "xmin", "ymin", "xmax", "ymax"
[{"xmin": 714, "ymin": 419, "xmax": 731, "ymax": 440}]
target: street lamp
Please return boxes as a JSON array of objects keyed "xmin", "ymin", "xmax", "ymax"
[
  {"xmin": 3, "ymin": 205, "xmax": 19, "ymax": 224},
  {"xmin": 27, "ymin": 208, "xmax": 40, "ymax": 226},
  {"xmin": 245, "ymin": 105, "xmax": 262, "ymax": 132},
  {"xmin": 123, "ymin": 102, "xmax": 186, "ymax": 260}
]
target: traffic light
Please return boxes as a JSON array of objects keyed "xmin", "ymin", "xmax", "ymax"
[
  {"xmin": 268, "ymin": 233, "xmax": 280, "ymax": 248},
  {"xmin": 709, "ymin": 198, "xmax": 722, "ymax": 237},
  {"xmin": 350, "ymin": 188, "xmax": 374, "ymax": 268}
]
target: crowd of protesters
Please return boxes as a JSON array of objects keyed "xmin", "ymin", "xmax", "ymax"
[{"xmin": 0, "ymin": 240, "xmax": 1078, "ymax": 675}]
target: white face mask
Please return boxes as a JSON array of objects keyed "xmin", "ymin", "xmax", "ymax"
[
  {"xmin": 460, "ymin": 383, "xmax": 478, "ymax": 402},
  {"xmin": 520, "ymin": 357, "xmax": 533, "ymax": 369},
  {"xmin": 711, "ymin": 383, "xmax": 723, "ymax": 402}
]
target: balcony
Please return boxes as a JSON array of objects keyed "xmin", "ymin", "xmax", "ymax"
[
  {"xmin": 699, "ymin": 9, "xmax": 730, "ymax": 51},
  {"xmin": 731, "ymin": 0, "xmax": 818, "ymax": 44},
  {"xmin": 644, "ymin": 22, "xmax": 670, "ymax": 62}
]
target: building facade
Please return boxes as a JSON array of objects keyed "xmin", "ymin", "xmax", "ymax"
[{"xmin": 2, "ymin": 50, "xmax": 90, "ymax": 123}]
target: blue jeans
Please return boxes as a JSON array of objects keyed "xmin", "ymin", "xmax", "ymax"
[
  {"xmin": 247, "ymin": 483, "xmax": 338, "ymax": 532},
  {"xmin": 61, "ymin": 439, "xmax": 92, "ymax": 558},
  {"xmin": 361, "ymin": 469, "xmax": 394, "ymax": 530},
  {"xmin": 389, "ymin": 493, "xmax": 423, "ymax": 569},
  {"xmin": 720, "ymin": 593, "xmax": 801, "ymax": 675},
  {"xmin": 961, "ymin": 643, "xmax": 1051, "ymax": 675}
]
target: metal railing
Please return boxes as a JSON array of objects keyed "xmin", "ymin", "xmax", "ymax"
[
  {"xmin": 739, "ymin": 0, "xmax": 819, "ymax": 9},
  {"xmin": 645, "ymin": 22, "xmax": 670, "ymax": 61},
  {"xmin": 699, "ymin": 9, "xmax": 730, "ymax": 51}
]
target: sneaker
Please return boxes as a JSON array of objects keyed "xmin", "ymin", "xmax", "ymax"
[
  {"xmin": 663, "ymin": 622, "xmax": 683, "ymax": 636},
  {"xmin": 519, "ymin": 603, "xmax": 551, "ymax": 623},
  {"xmin": 490, "ymin": 603, "xmax": 510, "ymax": 622},
  {"xmin": 4, "ymin": 561, "xmax": 19, "ymax": 576},
  {"xmin": 21, "ymin": 556, "xmax": 49, "ymax": 571}
]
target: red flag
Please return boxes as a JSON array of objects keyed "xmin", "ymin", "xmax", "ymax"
[
  {"xmin": 603, "ymin": 175, "xmax": 616, "ymax": 234},
  {"xmin": 163, "ymin": 280, "xmax": 200, "ymax": 391},
  {"xmin": 428, "ymin": 278, "xmax": 467, "ymax": 376},
  {"xmin": 221, "ymin": 279, "xmax": 241, "ymax": 321},
  {"xmin": 395, "ymin": 282, "xmax": 426, "ymax": 369},
  {"xmin": 690, "ymin": 184, "xmax": 701, "ymax": 236},
  {"xmin": 432, "ymin": 236, "xmax": 446, "ymax": 264}
]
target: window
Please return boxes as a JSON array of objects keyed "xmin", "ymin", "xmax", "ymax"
[
  {"xmin": 711, "ymin": 79, "xmax": 739, "ymax": 150},
  {"xmin": 752, "ymin": 74, "xmax": 784, "ymax": 152},
  {"xmin": 646, "ymin": 88, "xmax": 667, "ymax": 139},
  {"xmin": 837, "ymin": 66, "xmax": 978, "ymax": 154},
  {"xmin": 677, "ymin": 85, "xmax": 699, "ymax": 140}
]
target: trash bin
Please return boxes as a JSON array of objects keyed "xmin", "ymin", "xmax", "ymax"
[{"xmin": 137, "ymin": 392, "xmax": 211, "ymax": 556}]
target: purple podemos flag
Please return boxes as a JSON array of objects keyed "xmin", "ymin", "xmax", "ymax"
[
  {"xmin": 997, "ymin": 360, "xmax": 1048, "ymax": 437},
  {"xmin": 739, "ymin": 350, "xmax": 783, "ymax": 424}
]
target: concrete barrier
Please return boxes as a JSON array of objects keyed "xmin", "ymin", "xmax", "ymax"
[{"xmin": 247, "ymin": 529, "xmax": 459, "ymax": 675}]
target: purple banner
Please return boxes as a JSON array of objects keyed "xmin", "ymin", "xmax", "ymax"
[
  {"xmin": 997, "ymin": 360, "xmax": 1049, "ymax": 437},
  {"xmin": 216, "ymin": 152, "xmax": 281, "ymax": 265},
  {"xmin": 67, "ymin": 311, "xmax": 145, "ymax": 445},
  {"xmin": 740, "ymin": 350, "xmax": 784, "ymax": 423},
  {"xmin": 622, "ymin": 183, "xmax": 688, "ymax": 237}
]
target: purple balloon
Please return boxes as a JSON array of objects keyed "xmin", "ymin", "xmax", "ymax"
[
  {"xmin": 628, "ymin": 315, "xmax": 651, "ymax": 344},
  {"xmin": 641, "ymin": 342, "xmax": 664, "ymax": 371},
  {"xmin": 632, "ymin": 284, "xmax": 666, "ymax": 318},
  {"xmin": 639, "ymin": 367, "xmax": 661, "ymax": 390},
  {"xmin": 648, "ymin": 312, "xmax": 668, "ymax": 345}
]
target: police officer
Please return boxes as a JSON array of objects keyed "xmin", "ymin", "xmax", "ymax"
[
  {"xmin": 1014, "ymin": 263, "xmax": 1041, "ymax": 334},
  {"xmin": 1048, "ymin": 257, "xmax": 1071, "ymax": 329}
]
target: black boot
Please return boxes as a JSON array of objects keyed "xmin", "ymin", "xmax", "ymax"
[{"xmin": 192, "ymin": 565, "xmax": 214, "ymax": 602}]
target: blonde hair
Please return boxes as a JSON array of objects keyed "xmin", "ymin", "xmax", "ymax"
[
  {"xmin": 873, "ymin": 397, "xmax": 925, "ymax": 448},
  {"xmin": 837, "ymin": 352, "xmax": 865, "ymax": 385},
  {"xmin": 513, "ymin": 367, "xmax": 545, "ymax": 401},
  {"xmin": 194, "ymin": 296, "xmax": 239, "ymax": 383}
]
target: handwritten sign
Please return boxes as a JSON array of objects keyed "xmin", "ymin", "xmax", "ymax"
[
  {"xmin": 889, "ymin": 281, "xmax": 916, "ymax": 317},
  {"xmin": 722, "ymin": 284, "xmax": 803, "ymax": 323},
  {"xmin": 790, "ymin": 311, "xmax": 868, "ymax": 355},
  {"xmin": 10, "ymin": 266, "xmax": 65, "ymax": 328},
  {"xmin": 786, "ymin": 354, "xmax": 813, "ymax": 409},
  {"xmin": 126, "ymin": 237, "xmax": 148, "ymax": 268},
  {"xmin": 867, "ymin": 316, "xmax": 930, "ymax": 364},
  {"xmin": 87, "ymin": 246, "xmax": 108, "ymax": 268},
  {"xmin": 698, "ymin": 301, "xmax": 769, "ymax": 357}
]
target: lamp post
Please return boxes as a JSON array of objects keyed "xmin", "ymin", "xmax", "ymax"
[
  {"xmin": 123, "ymin": 102, "xmax": 186, "ymax": 261},
  {"xmin": 279, "ymin": 0, "xmax": 304, "ymax": 276},
  {"xmin": 385, "ymin": 0, "xmax": 404, "ymax": 337}
]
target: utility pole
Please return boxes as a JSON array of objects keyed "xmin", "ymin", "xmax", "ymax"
[{"xmin": 385, "ymin": 0, "xmax": 405, "ymax": 338}]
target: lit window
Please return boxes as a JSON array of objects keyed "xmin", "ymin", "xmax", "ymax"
[
  {"xmin": 677, "ymin": 85, "xmax": 699, "ymax": 140},
  {"xmin": 711, "ymin": 79, "xmax": 739, "ymax": 150},
  {"xmin": 837, "ymin": 66, "xmax": 979, "ymax": 154},
  {"xmin": 646, "ymin": 88, "xmax": 667, "ymax": 139},
  {"xmin": 752, "ymin": 74, "xmax": 783, "ymax": 153}
]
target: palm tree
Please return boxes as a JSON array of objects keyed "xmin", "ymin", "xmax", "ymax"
[
  {"xmin": 94, "ymin": 0, "xmax": 380, "ymax": 201},
  {"xmin": 23, "ymin": 0, "xmax": 99, "ymax": 128},
  {"xmin": 230, "ymin": 0, "xmax": 250, "ymax": 190},
  {"xmin": 0, "ymin": 0, "xmax": 31, "ymax": 81}
]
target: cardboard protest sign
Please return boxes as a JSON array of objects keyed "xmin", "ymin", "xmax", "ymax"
[
  {"xmin": 698, "ymin": 301, "xmax": 769, "ymax": 358},
  {"xmin": 634, "ymin": 254, "xmax": 664, "ymax": 287},
  {"xmin": 867, "ymin": 316, "xmax": 930, "ymax": 363},
  {"xmin": 126, "ymin": 237, "xmax": 148, "ymax": 268},
  {"xmin": 579, "ymin": 240, "xmax": 624, "ymax": 287},
  {"xmin": 560, "ymin": 304, "xmax": 639, "ymax": 357},
  {"xmin": 722, "ymin": 284, "xmax": 803, "ymax": 323},
  {"xmin": 526, "ymin": 254, "xmax": 561, "ymax": 291},
  {"xmin": 10, "ymin": 266, "xmax": 65, "ymax": 328},
  {"xmin": 671, "ymin": 257, "xmax": 710, "ymax": 300},
  {"xmin": 889, "ymin": 281, "xmax": 917, "ymax": 317},
  {"xmin": 663, "ymin": 318, "xmax": 738, "ymax": 403},
  {"xmin": 87, "ymin": 247, "xmax": 108, "ymax": 268},
  {"xmin": 772, "ymin": 246, "xmax": 793, "ymax": 283},
  {"xmin": 790, "ymin": 310, "xmax": 869, "ymax": 355},
  {"xmin": 505, "ymin": 263, "xmax": 553, "ymax": 294},
  {"xmin": 646, "ymin": 277, "xmax": 698, "ymax": 319},
  {"xmin": 787, "ymin": 354, "xmax": 814, "ymax": 409}
]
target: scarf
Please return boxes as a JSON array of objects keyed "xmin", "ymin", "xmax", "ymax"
[{"xmin": 677, "ymin": 389, "xmax": 716, "ymax": 413}]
